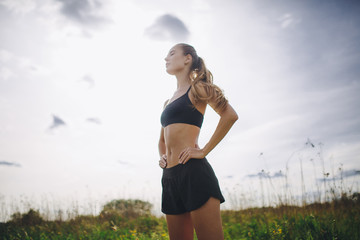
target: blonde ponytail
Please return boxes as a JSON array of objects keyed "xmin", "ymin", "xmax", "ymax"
[{"xmin": 178, "ymin": 43, "xmax": 228, "ymax": 111}]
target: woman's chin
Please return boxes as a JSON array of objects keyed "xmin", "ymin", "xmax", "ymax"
[{"xmin": 166, "ymin": 69, "xmax": 175, "ymax": 75}]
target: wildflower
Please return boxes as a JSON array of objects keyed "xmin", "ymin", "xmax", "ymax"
[{"xmin": 130, "ymin": 229, "xmax": 137, "ymax": 236}]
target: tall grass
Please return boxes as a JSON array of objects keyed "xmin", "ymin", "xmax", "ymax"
[
  {"xmin": 1, "ymin": 195, "xmax": 359, "ymax": 239},
  {"xmin": 1, "ymin": 139, "xmax": 359, "ymax": 239}
]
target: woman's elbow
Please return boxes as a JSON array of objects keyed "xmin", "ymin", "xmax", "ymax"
[
  {"xmin": 223, "ymin": 110, "xmax": 238, "ymax": 124},
  {"xmin": 226, "ymin": 105, "xmax": 238, "ymax": 122},
  {"xmin": 230, "ymin": 111, "xmax": 238, "ymax": 123},
  {"xmin": 219, "ymin": 103, "xmax": 238, "ymax": 123},
  {"xmin": 234, "ymin": 111, "xmax": 239, "ymax": 121}
]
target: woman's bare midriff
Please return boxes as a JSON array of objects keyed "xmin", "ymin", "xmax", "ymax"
[{"xmin": 164, "ymin": 123, "xmax": 200, "ymax": 168}]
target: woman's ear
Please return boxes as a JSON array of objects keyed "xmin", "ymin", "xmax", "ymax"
[{"xmin": 184, "ymin": 54, "xmax": 192, "ymax": 65}]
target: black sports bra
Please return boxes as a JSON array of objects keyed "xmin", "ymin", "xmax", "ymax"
[{"xmin": 160, "ymin": 86, "xmax": 204, "ymax": 128}]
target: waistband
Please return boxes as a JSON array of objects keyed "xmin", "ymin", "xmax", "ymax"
[{"xmin": 162, "ymin": 158, "xmax": 207, "ymax": 178}]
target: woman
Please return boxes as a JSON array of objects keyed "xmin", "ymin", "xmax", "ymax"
[{"xmin": 158, "ymin": 43, "xmax": 238, "ymax": 240}]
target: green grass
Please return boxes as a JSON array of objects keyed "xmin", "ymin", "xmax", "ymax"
[
  {"xmin": 1, "ymin": 195, "xmax": 359, "ymax": 240},
  {"xmin": 222, "ymin": 195, "xmax": 360, "ymax": 239}
]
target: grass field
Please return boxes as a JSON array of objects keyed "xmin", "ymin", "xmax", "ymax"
[
  {"xmin": 1, "ymin": 141, "xmax": 359, "ymax": 239},
  {"xmin": 0, "ymin": 194, "xmax": 359, "ymax": 239}
]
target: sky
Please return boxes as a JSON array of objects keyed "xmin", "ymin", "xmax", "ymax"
[{"xmin": 0, "ymin": 0, "xmax": 360, "ymax": 219}]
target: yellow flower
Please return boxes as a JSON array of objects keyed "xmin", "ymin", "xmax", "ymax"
[{"xmin": 278, "ymin": 228, "xmax": 282, "ymax": 234}]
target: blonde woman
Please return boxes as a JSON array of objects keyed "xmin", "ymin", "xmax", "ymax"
[{"xmin": 159, "ymin": 43, "xmax": 238, "ymax": 240}]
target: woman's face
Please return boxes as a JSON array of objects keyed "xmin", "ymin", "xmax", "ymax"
[{"xmin": 164, "ymin": 45, "xmax": 189, "ymax": 75}]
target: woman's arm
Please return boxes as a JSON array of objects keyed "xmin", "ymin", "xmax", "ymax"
[
  {"xmin": 178, "ymin": 90, "xmax": 238, "ymax": 164},
  {"xmin": 202, "ymin": 103, "xmax": 238, "ymax": 156},
  {"xmin": 158, "ymin": 127, "xmax": 167, "ymax": 168},
  {"xmin": 158, "ymin": 99, "xmax": 169, "ymax": 168},
  {"xmin": 158, "ymin": 127, "xmax": 166, "ymax": 157}
]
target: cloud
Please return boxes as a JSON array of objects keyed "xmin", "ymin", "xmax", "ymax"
[
  {"xmin": 246, "ymin": 170, "xmax": 285, "ymax": 178},
  {"xmin": 317, "ymin": 169, "xmax": 360, "ymax": 182},
  {"xmin": 272, "ymin": 171, "xmax": 286, "ymax": 178},
  {"xmin": 145, "ymin": 14, "xmax": 190, "ymax": 41},
  {"xmin": 118, "ymin": 160, "xmax": 130, "ymax": 165},
  {"xmin": 0, "ymin": 161, "xmax": 21, "ymax": 167},
  {"xmin": 343, "ymin": 169, "xmax": 360, "ymax": 178},
  {"xmin": 82, "ymin": 75, "xmax": 95, "ymax": 88},
  {"xmin": 0, "ymin": 0, "xmax": 36, "ymax": 14},
  {"xmin": 86, "ymin": 117, "xmax": 101, "ymax": 124},
  {"xmin": 0, "ymin": 49, "xmax": 33, "ymax": 81},
  {"xmin": 49, "ymin": 115, "xmax": 66, "ymax": 130},
  {"xmin": 55, "ymin": 0, "xmax": 108, "ymax": 25},
  {"xmin": 247, "ymin": 170, "xmax": 285, "ymax": 179},
  {"xmin": 278, "ymin": 13, "xmax": 301, "ymax": 29},
  {"xmin": 342, "ymin": 169, "xmax": 360, "ymax": 178}
]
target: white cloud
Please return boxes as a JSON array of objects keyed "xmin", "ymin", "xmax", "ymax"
[
  {"xmin": 0, "ymin": 49, "xmax": 25, "ymax": 81},
  {"xmin": 191, "ymin": 0, "xmax": 211, "ymax": 11},
  {"xmin": 0, "ymin": 49, "xmax": 51, "ymax": 83},
  {"xmin": 0, "ymin": 67, "xmax": 14, "ymax": 81},
  {"xmin": 0, "ymin": 0, "xmax": 37, "ymax": 13},
  {"xmin": 278, "ymin": 13, "xmax": 301, "ymax": 29},
  {"xmin": 86, "ymin": 117, "xmax": 101, "ymax": 124},
  {"xmin": 81, "ymin": 75, "xmax": 95, "ymax": 88}
]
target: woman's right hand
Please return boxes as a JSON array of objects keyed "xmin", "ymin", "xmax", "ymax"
[{"xmin": 159, "ymin": 154, "xmax": 167, "ymax": 169}]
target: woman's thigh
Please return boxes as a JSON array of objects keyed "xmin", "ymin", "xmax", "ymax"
[
  {"xmin": 190, "ymin": 197, "xmax": 224, "ymax": 240},
  {"xmin": 166, "ymin": 212, "xmax": 194, "ymax": 240}
]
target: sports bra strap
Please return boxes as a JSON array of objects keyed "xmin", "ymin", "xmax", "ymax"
[{"xmin": 186, "ymin": 86, "xmax": 191, "ymax": 93}]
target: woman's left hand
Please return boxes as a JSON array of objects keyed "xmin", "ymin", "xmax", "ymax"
[{"xmin": 178, "ymin": 144, "xmax": 206, "ymax": 164}]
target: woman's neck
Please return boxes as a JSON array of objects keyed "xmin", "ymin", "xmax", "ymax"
[{"xmin": 175, "ymin": 71, "xmax": 191, "ymax": 90}]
